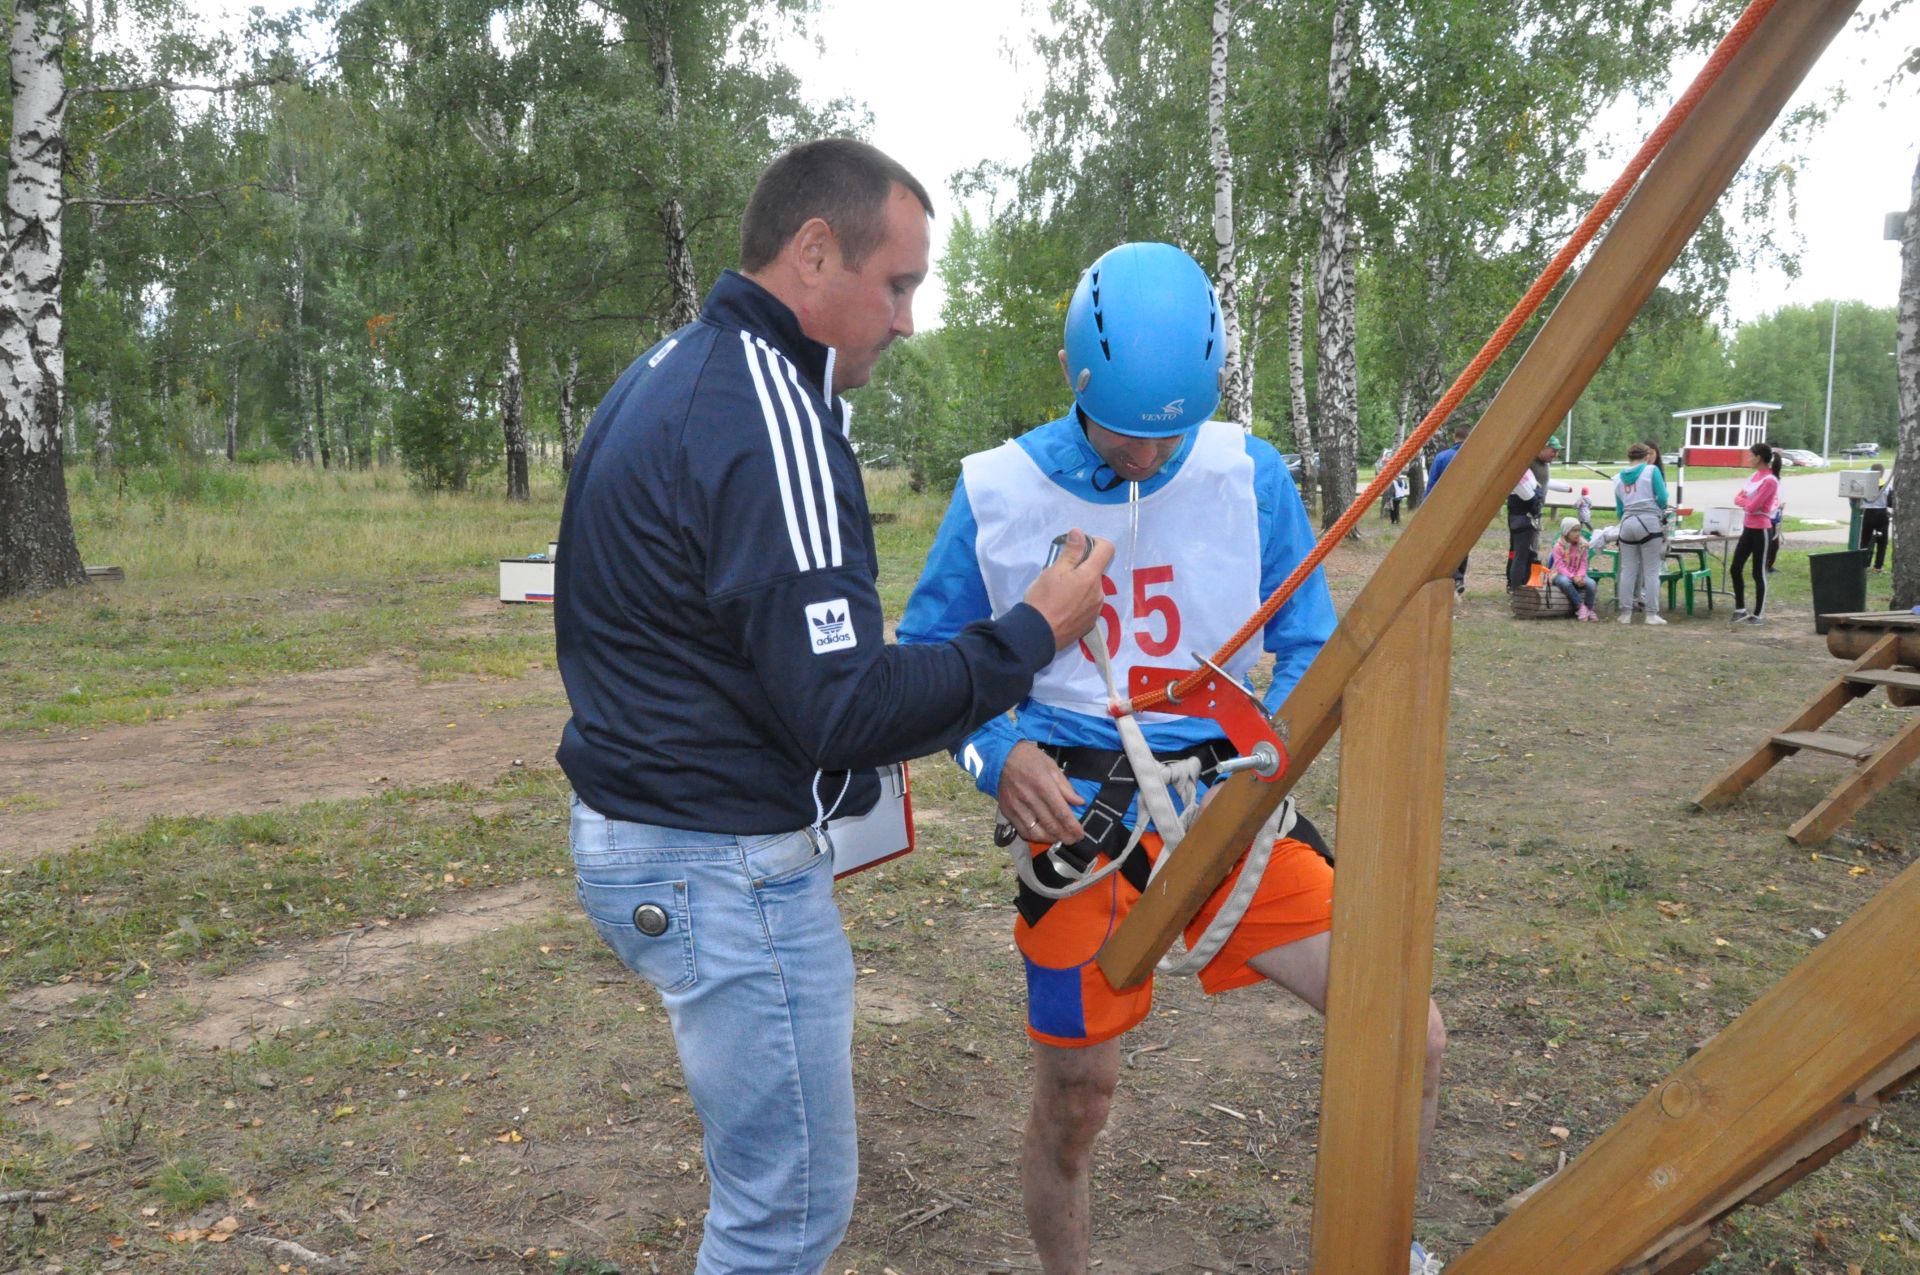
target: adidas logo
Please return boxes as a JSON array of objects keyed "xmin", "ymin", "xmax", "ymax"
[{"xmin": 805, "ymin": 599, "xmax": 858, "ymax": 653}]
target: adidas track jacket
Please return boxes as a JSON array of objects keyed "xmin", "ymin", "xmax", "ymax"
[{"xmin": 554, "ymin": 270, "xmax": 1055, "ymax": 833}]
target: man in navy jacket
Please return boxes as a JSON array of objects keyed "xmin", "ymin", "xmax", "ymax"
[{"xmin": 555, "ymin": 139, "xmax": 1112, "ymax": 1274}]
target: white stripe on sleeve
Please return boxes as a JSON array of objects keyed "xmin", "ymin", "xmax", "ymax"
[
  {"xmin": 757, "ymin": 338, "xmax": 827, "ymax": 570},
  {"xmin": 783, "ymin": 359, "xmax": 843, "ymax": 569},
  {"xmin": 739, "ymin": 330, "xmax": 811, "ymax": 572}
]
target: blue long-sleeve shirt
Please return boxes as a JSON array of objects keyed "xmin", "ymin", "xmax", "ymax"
[
  {"xmin": 897, "ymin": 415, "xmax": 1335, "ymax": 802},
  {"xmin": 554, "ymin": 272, "xmax": 1055, "ymax": 833}
]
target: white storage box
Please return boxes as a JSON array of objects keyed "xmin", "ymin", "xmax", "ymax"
[
  {"xmin": 1701, "ymin": 507, "xmax": 1743, "ymax": 536},
  {"xmin": 499, "ymin": 557, "xmax": 556, "ymax": 603},
  {"xmin": 1837, "ymin": 470, "xmax": 1882, "ymax": 501},
  {"xmin": 828, "ymin": 762, "xmax": 914, "ymax": 878}
]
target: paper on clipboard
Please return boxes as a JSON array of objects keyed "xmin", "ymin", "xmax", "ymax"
[{"xmin": 827, "ymin": 762, "xmax": 915, "ymax": 878}]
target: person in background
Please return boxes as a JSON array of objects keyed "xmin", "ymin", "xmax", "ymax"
[
  {"xmin": 1862, "ymin": 462, "xmax": 1892, "ymax": 572},
  {"xmin": 1730, "ymin": 442, "xmax": 1782, "ymax": 625},
  {"xmin": 1548, "ymin": 516, "xmax": 1600, "ymax": 621},
  {"xmin": 1612, "ymin": 441, "xmax": 1669, "ymax": 626},
  {"xmin": 1429, "ymin": 423, "xmax": 1471, "ymax": 595},
  {"xmin": 1386, "ymin": 468, "xmax": 1410, "ymax": 526},
  {"xmin": 1576, "ymin": 486, "xmax": 1593, "ymax": 533},
  {"xmin": 1511, "ymin": 435, "xmax": 1572, "ymax": 588}
]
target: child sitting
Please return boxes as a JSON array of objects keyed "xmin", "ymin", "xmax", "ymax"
[{"xmin": 1549, "ymin": 517, "xmax": 1600, "ymax": 621}]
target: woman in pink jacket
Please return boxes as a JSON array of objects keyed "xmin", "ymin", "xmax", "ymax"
[{"xmin": 1730, "ymin": 442, "xmax": 1782, "ymax": 625}]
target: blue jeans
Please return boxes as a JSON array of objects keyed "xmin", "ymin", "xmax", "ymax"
[
  {"xmin": 1551, "ymin": 572, "xmax": 1597, "ymax": 612},
  {"xmin": 570, "ymin": 797, "xmax": 857, "ymax": 1274}
]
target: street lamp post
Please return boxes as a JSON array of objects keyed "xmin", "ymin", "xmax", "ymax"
[{"xmin": 1821, "ymin": 299, "xmax": 1838, "ymax": 466}]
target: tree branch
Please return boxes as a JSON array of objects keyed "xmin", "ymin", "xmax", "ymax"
[
  {"xmin": 71, "ymin": 58, "xmax": 325, "ymax": 98},
  {"xmin": 70, "ymin": 180, "xmax": 295, "ymax": 210}
]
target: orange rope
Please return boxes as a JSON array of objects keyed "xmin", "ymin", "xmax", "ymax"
[{"xmin": 1122, "ymin": 0, "xmax": 1779, "ymax": 717}]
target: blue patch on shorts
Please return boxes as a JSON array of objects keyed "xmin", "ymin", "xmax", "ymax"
[{"xmin": 1024, "ymin": 955, "xmax": 1087, "ymax": 1041}]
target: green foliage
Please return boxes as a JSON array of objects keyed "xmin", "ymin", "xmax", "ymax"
[
  {"xmin": 392, "ymin": 380, "xmax": 492, "ymax": 493},
  {"xmin": 1728, "ymin": 301, "xmax": 1901, "ymax": 450}
]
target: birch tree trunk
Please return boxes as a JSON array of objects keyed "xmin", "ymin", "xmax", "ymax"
[
  {"xmin": 289, "ymin": 165, "xmax": 314, "ymax": 464},
  {"xmin": 314, "ymin": 362, "xmax": 330, "ymax": 469},
  {"xmin": 1892, "ymin": 152, "xmax": 1919, "ymax": 611},
  {"xmin": 87, "ymin": 392, "xmax": 113, "ymax": 470},
  {"xmin": 1286, "ymin": 199, "xmax": 1315, "ymax": 513},
  {"xmin": 652, "ymin": 4, "xmax": 699, "ymax": 329},
  {"xmin": 502, "ymin": 332, "xmax": 529, "ymax": 501},
  {"xmin": 1208, "ymin": 0, "xmax": 1248, "ymax": 427},
  {"xmin": 1313, "ymin": 0, "xmax": 1360, "ymax": 534},
  {"xmin": 0, "ymin": 0, "xmax": 87, "ymax": 597},
  {"xmin": 552, "ymin": 347, "xmax": 581, "ymax": 474},
  {"xmin": 225, "ymin": 361, "xmax": 239, "ymax": 461}
]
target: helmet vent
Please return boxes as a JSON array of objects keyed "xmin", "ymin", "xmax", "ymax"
[
  {"xmin": 1100, "ymin": 338, "xmax": 1111, "ymax": 360},
  {"xmin": 1205, "ymin": 338, "xmax": 1214, "ymax": 359},
  {"xmin": 1094, "ymin": 311, "xmax": 1104, "ymax": 333}
]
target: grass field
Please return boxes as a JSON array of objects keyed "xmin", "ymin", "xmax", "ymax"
[{"xmin": 2, "ymin": 460, "xmax": 1916, "ymax": 1273}]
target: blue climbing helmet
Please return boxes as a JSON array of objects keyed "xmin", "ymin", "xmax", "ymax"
[{"xmin": 1063, "ymin": 242, "xmax": 1224, "ymax": 438}]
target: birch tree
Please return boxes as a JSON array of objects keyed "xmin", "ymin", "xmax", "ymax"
[
  {"xmin": 0, "ymin": 0, "xmax": 87, "ymax": 596},
  {"xmin": 1313, "ymin": 0, "xmax": 1360, "ymax": 532},
  {"xmin": 1208, "ymin": 0, "xmax": 1249, "ymax": 427},
  {"xmin": 1893, "ymin": 153, "xmax": 1919, "ymax": 611}
]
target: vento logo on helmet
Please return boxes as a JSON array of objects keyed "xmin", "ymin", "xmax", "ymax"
[{"xmin": 1141, "ymin": 398, "xmax": 1185, "ymax": 422}]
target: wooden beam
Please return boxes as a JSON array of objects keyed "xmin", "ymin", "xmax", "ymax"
[
  {"xmin": 1098, "ymin": 0, "xmax": 1862, "ymax": 989},
  {"xmin": 1310, "ymin": 582, "xmax": 1453, "ymax": 1274},
  {"xmin": 1447, "ymin": 854, "xmax": 1920, "ymax": 1274},
  {"xmin": 1692, "ymin": 632, "xmax": 1899, "ymax": 809},
  {"xmin": 1788, "ymin": 713, "xmax": 1920, "ymax": 844}
]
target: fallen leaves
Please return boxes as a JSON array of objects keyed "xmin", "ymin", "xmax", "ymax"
[{"xmin": 165, "ymin": 1215, "xmax": 240, "ymax": 1244}]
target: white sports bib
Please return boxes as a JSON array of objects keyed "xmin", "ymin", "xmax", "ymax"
[{"xmin": 964, "ymin": 421, "xmax": 1264, "ymax": 723}]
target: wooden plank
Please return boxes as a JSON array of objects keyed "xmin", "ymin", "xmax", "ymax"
[
  {"xmin": 1789, "ymin": 714, "xmax": 1920, "ymax": 845},
  {"xmin": 1845, "ymin": 669, "xmax": 1920, "ymax": 692},
  {"xmin": 1309, "ymin": 582, "xmax": 1453, "ymax": 1275},
  {"xmin": 1692, "ymin": 633, "xmax": 1899, "ymax": 809},
  {"xmin": 1097, "ymin": 0, "xmax": 1861, "ymax": 989},
  {"xmin": 1771, "ymin": 730, "xmax": 1879, "ymax": 761},
  {"xmin": 1621, "ymin": 1037, "xmax": 1920, "ymax": 1274},
  {"xmin": 1448, "ymin": 853, "xmax": 1920, "ymax": 1275}
]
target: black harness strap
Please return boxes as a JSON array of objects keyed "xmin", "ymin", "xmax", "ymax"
[{"xmin": 1013, "ymin": 740, "xmax": 1234, "ymax": 929}]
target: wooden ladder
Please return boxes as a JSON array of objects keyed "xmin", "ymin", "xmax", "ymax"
[{"xmin": 1693, "ymin": 633, "xmax": 1920, "ymax": 844}]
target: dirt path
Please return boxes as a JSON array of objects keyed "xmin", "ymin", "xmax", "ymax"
[{"xmin": 0, "ymin": 662, "xmax": 569, "ymax": 861}]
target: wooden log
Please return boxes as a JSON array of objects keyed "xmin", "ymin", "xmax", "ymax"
[
  {"xmin": 1788, "ymin": 713, "xmax": 1920, "ymax": 845},
  {"xmin": 1310, "ymin": 582, "xmax": 1452, "ymax": 1275},
  {"xmin": 1447, "ymin": 853, "xmax": 1920, "ymax": 1275},
  {"xmin": 1826, "ymin": 624, "xmax": 1920, "ymax": 664},
  {"xmin": 1097, "ymin": 0, "xmax": 1861, "ymax": 990}
]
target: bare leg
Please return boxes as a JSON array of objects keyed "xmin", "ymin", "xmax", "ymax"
[
  {"xmin": 1023, "ymin": 1037, "xmax": 1122, "ymax": 1275},
  {"xmin": 1247, "ymin": 932, "xmax": 1447, "ymax": 1162}
]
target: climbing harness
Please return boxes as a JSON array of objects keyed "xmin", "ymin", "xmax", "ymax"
[{"xmin": 1009, "ymin": 581, "xmax": 1296, "ymax": 976}]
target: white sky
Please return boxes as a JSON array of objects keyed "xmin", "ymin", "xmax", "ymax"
[{"xmin": 787, "ymin": 0, "xmax": 1920, "ymax": 331}]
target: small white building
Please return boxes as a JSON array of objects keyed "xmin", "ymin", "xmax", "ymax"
[{"xmin": 1672, "ymin": 401, "xmax": 1779, "ymax": 467}]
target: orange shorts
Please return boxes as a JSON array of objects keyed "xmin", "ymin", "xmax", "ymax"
[{"xmin": 1014, "ymin": 812, "xmax": 1335, "ymax": 1048}]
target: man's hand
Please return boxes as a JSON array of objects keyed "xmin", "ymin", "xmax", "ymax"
[
  {"xmin": 1022, "ymin": 528, "xmax": 1116, "ymax": 652},
  {"xmin": 996, "ymin": 741, "xmax": 1086, "ymax": 846}
]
